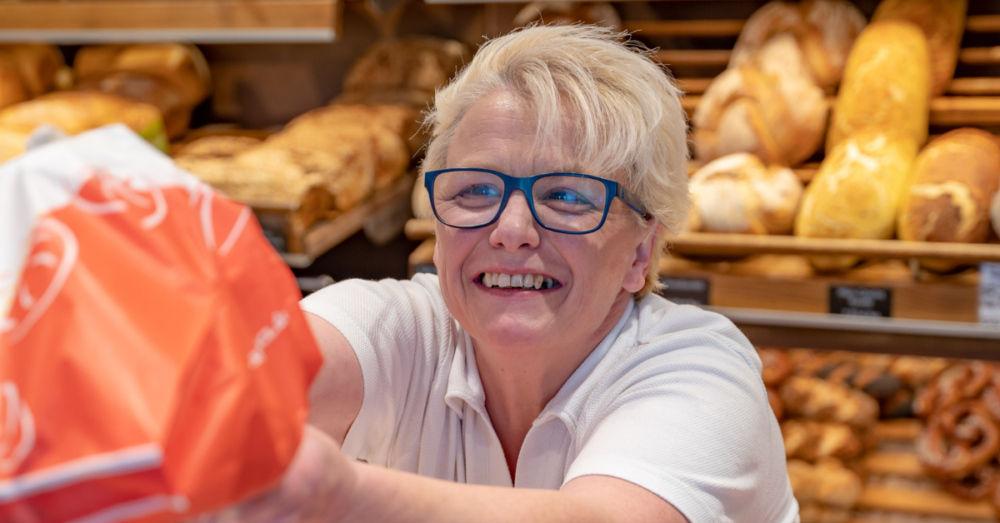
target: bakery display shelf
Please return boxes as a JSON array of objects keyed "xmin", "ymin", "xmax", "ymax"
[
  {"xmin": 625, "ymin": 12, "xmax": 1000, "ymax": 128},
  {"xmin": 0, "ymin": 0, "xmax": 339, "ymax": 43},
  {"xmin": 405, "ymin": 218, "xmax": 1000, "ymax": 264},
  {"xmin": 266, "ymin": 173, "xmax": 415, "ymax": 268}
]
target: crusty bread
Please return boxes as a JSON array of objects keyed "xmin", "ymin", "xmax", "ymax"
[
  {"xmin": 0, "ymin": 44, "xmax": 64, "ymax": 110},
  {"xmin": 827, "ymin": 21, "xmax": 932, "ymax": 154},
  {"xmin": 900, "ymin": 129, "xmax": 1000, "ymax": 273},
  {"xmin": 689, "ymin": 153, "xmax": 803, "ymax": 234},
  {"xmin": 873, "ymin": 0, "xmax": 966, "ymax": 98},
  {"xmin": 796, "ymin": 129, "xmax": 919, "ymax": 271},
  {"xmin": 74, "ymin": 44, "xmax": 210, "ymax": 107},
  {"xmin": 898, "ymin": 128, "xmax": 1000, "ymax": 249},
  {"xmin": 731, "ymin": 0, "xmax": 866, "ymax": 89},
  {"xmin": 343, "ymin": 37, "xmax": 469, "ymax": 94},
  {"xmin": 695, "ymin": 34, "xmax": 827, "ymax": 166},
  {"xmin": 173, "ymin": 135, "xmax": 262, "ymax": 159}
]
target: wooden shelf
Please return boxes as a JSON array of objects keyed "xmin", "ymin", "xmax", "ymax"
[
  {"xmin": 626, "ymin": 15, "xmax": 1000, "ymax": 38},
  {"xmin": 277, "ymin": 174, "xmax": 414, "ymax": 268},
  {"xmin": 0, "ymin": 0, "xmax": 338, "ymax": 43}
]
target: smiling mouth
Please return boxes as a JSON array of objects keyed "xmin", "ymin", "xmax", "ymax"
[{"xmin": 477, "ymin": 272, "xmax": 560, "ymax": 290}]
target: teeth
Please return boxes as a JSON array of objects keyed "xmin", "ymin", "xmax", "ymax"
[{"xmin": 480, "ymin": 272, "xmax": 555, "ymax": 290}]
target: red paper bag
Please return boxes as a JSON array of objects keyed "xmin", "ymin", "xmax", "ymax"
[{"xmin": 0, "ymin": 125, "xmax": 323, "ymax": 523}]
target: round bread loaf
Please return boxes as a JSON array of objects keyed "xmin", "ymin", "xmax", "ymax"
[
  {"xmin": 74, "ymin": 44, "xmax": 211, "ymax": 107},
  {"xmin": 898, "ymin": 128, "xmax": 1000, "ymax": 249},
  {"xmin": 688, "ymin": 153, "xmax": 803, "ymax": 235},
  {"xmin": 796, "ymin": 129, "xmax": 919, "ymax": 271},
  {"xmin": 694, "ymin": 34, "xmax": 827, "ymax": 166},
  {"xmin": 873, "ymin": 0, "xmax": 966, "ymax": 98},
  {"xmin": 730, "ymin": 0, "xmax": 866, "ymax": 89},
  {"xmin": 826, "ymin": 21, "xmax": 932, "ymax": 154}
]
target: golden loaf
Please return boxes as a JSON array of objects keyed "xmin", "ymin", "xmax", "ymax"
[
  {"xmin": 872, "ymin": 0, "xmax": 966, "ymax": 98},
  {"xmin": 826, "ymin": 21, "xmax": 932, "ymax": 154},
  {"xmin": 796, "ymin": 129, "xmax": 918, "ymax": 271}
]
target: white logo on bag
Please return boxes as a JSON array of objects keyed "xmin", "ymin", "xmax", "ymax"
[
  {"xmin": 0, "ymin": 381, "xmax": 36, "ymax": 474},
  {"xmin": 2, "ymin": 218, "xmax": 79, "ymax": 345},
  {"xmin": 248, "ymin": 310, "xmax": 290, "ymax": 369},
  {"xmin": 196, "ymin": 185, "xmax": 253, "ymax": 257},
  {"xmin": 73, "ymin": 170, "xmax": 167, "ymax": 230}
]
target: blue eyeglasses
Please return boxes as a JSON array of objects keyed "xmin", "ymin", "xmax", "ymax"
[{"xmin": 424, "ymin": 168, "xmax": 650, "ymax": 235}]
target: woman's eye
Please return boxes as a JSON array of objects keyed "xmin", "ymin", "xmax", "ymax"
[
  {"xmin": 457, "ymin": 184, "xmax": 500, "ymax": 198},
  {"xmin": 544, "ymin": 189, "xmax": 593, "ymax": 206}
]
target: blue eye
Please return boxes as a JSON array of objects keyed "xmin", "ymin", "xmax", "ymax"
[
  {"xmin": 458, "ymin": 184, "xmax": 501, "ymax": 198},
  {"xmin": 543, "ymin": 189, "xmax": 594, "ymax": 207}
]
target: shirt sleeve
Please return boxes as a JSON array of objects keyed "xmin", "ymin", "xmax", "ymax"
[
  {"xmin": 563, "ymin": 329, "xmax": 798, "ymax": 523},
  {"xmin": 299, "ymin": 274, "xmax": 455, "ymax": 463}
]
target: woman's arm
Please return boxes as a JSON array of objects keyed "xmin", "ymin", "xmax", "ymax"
[
  {"xmin": 227, "ymin": 425, "xmax": 689, "ymax": 523},
  {"xmin": 303, "ymin": 312, "xmax": 364, "ymax": 446}
]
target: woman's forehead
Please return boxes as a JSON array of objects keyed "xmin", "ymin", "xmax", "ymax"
[{"xmin": 448, "ymin": 91, "xmax": 590, "ymax": 175}]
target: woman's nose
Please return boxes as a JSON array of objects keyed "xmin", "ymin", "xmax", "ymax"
[{"xmin": 490, "ymin": 191, "xmax": 540, "ymax": 251}]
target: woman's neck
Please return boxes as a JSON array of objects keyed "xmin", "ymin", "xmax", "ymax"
[{"xmin": 472, "ymin": 290, "xmax": 633, "ymax": 482}]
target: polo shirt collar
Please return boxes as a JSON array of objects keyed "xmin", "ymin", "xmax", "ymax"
[{"xmin": 443, "ymin": 298, "xmax": 637, "ymax": 425}]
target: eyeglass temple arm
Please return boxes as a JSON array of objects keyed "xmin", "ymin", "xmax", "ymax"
[{"xmin": 617, "ymin": 186, "xmax": 651, "ymax": 220}]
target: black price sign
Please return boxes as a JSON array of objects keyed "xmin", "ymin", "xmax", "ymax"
[
  {"xmin": 659, "ymin": 277, "xmax": 711, "ymax": 306},
  {"xmin": 829, "ymin": 286, "xmax": 892, "ymax": 317}
]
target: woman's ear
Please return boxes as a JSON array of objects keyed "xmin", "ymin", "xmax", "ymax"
[{"xmin": 623, "ymin": 219, "xmax": 659, "ymax": 293}]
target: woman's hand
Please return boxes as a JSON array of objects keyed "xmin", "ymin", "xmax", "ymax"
[{"xmin": 191, "ymin": 425, "xmax": 357, "ymax": 523}]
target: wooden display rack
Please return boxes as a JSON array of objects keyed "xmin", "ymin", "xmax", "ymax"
[
  {"xmin": 0, "ymin": 0, "xmax": 340, "ymax": 43},
  {"xmin": 262, "ymin": 174, "xmax": 415, "ymax": 268}
]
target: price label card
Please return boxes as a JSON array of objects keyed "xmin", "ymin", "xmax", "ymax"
[
  {"xmin": 829, "ymin": 286, "xmax": 892, "ymax": 317},
  {"xmin": 659, "ymin": 277, "xmax": 711, "ymax": 306},
  {"xmin": 980, "ymin": 262, "xmax": 1000, "ymax": 324}
]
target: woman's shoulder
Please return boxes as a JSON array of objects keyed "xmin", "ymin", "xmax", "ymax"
[{"xmin": 626, "ymin": 293, "xmax": 762, "ymax": 377}]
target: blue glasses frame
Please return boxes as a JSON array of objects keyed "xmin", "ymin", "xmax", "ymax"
[{"xmin": 424, "ymin": 168, "xmax": 650, "ymax": 235}]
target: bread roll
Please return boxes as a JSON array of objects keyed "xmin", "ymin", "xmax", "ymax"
[
  {"xmin": 689, "ymin": 153, "xmax": 803, "ymax": 234},
  {"xmin": 74, "ymin": 44, "xmax": 211, "ymax": 107},
  {"xmin": 76, "ymin": 72, "xmax": 191, "ymax": 139},
  {"xmin": 787, "ymin": 458, "xmax": 863, "ymax": 509},
  {"xmin": 512, "ymin": 2, "xmax": 621, "ymax": 30},
  {"xmin": 873, "ymin": 0, "xmax": 966, "ymax": 98},
  {"xmin": 0, "ymin": 44, "xmax": 64, "ymax": 110},
  {"xmin": 826, "ymin": 21, "xmax": 932, "ymax": 154},
  {"xmin": 343, "ymin": 37, "xmax": 469, "ymax": 94},
  {"xmin": 796, "ymin": 129, "xmax": 918, "ymax": 271},
  {"xmin": 694, "ymin": 34, "xmax": 827, "ymax": 166},
  {"xmin": 993, "ymin": 189, "xmax": 1000, "ymax": 239},
  {"xmin": 731, "ymin": 0, "xmax": 866, "ymax": 89},
  {"xmin": 0, "ymin": 128, "xmax": 26, "ymax": 165},
  {"xmin": 898, "ymin": 129, "xmax": 1000, "ymax": 271}
]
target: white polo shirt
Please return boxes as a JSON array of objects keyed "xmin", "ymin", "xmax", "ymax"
[{"xmin": 300, "ymin": 274, "xmax": 798, "ymax": 523}]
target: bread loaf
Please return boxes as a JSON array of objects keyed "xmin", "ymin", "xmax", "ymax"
[
  {"xmin": 74, "ymin": 44, "xmax": 211, "ymax": 107},
  {"xmin": 992, "ymin": 189, "xmax": 1000, "ymax": 239},
  {"xmin": 0, "ymin": 91, "xmax": 168, "ymax": 152},
  {"xmin": 898, "ymin": 128, "xmax": 1000, "ymax": 271},
  {"xmin": 688, "ymin": 153, "xmax": 803, "ymax": 234},
  {"xmin": 0, "ymin": 44, "xmax": 64, "ymax": 110},
  {"xmin": 796, "ymin": 129, "xmax": 918, "ymax": 271},
  {"xmin": 694, "ymin": 34, "xmax": 827, "ymax": 166},
  {"xmin": 787, "ymin": 458, "xmax": 863, "ymax": 509},
  {"xmin": 731, "ymin": 0, "xmax": 866, "ymax": 89},
  {"xmin": 343, "ymin": 37, "xmax": 469, "ymax": 95},
  {"xmin": 826, "ymin": 21, "xmax": 932, "ymax": 154},
  {"xmin": 873, "ymin": 0, "xmax": 966, "ymax": 97}
]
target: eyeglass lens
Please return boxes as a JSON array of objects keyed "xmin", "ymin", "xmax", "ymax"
[{"xmin": 432, "ymin": 170, "xmax": 609, "ymax": 232}]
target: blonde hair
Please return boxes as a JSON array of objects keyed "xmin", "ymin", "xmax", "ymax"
[{"xmin": 421, "ymin": 24, "xmax": 689, "ymax": 297}]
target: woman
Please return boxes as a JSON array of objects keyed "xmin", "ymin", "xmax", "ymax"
[{"xmin": 227, "ymin": 24, "xmax": 797, "ymax": 522}]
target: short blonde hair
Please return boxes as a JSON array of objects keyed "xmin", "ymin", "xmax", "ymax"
[{"xmin": 421, "ymin": 24, "xmax": 689, "ymax": 297}]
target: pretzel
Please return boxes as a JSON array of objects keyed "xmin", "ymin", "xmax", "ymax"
[
  {"xmin": 918, "ymin": 400, "xmax": 1000, "ymax": 479},
  {"xmin": 942, "ymin": 464, "xmax": 999, "ymax": 500},
  {"xmin": 758, "ymin": 348, "xmax": 793, "ymax": 387},
  {"xmin": 914, "ymin": 362, "xmax": 993, "ymax": 418}
]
